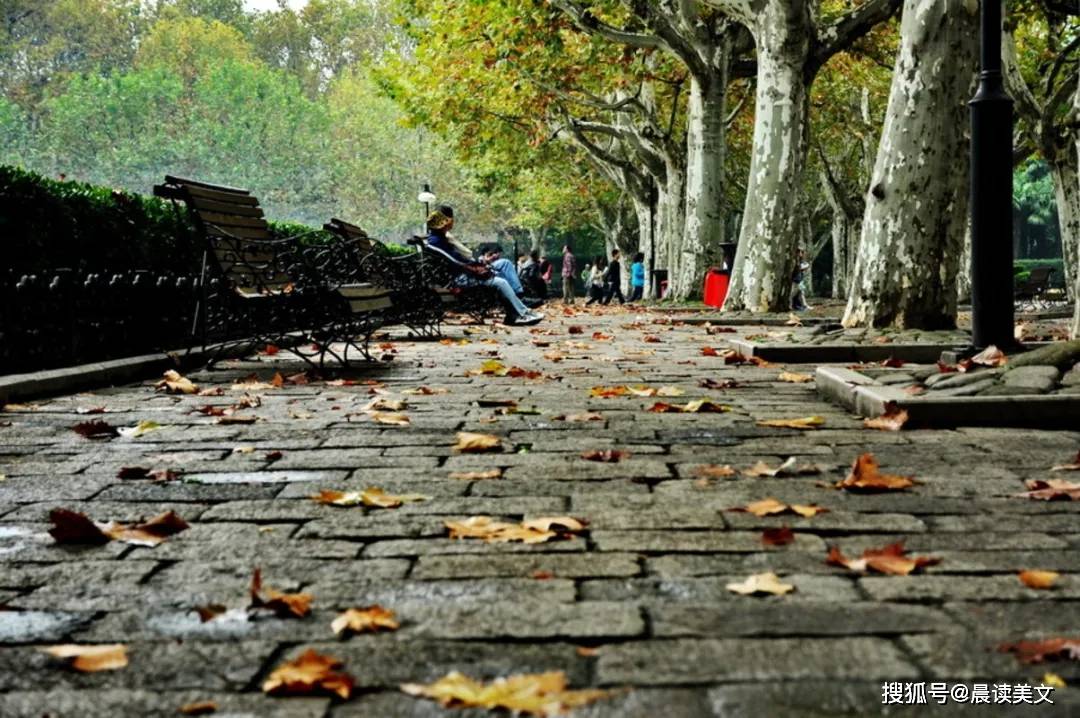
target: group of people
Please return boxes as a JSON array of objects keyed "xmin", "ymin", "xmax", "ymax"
[{"xmin": 424, "ymin": 204, "xmax": 648, "ymax": 326}]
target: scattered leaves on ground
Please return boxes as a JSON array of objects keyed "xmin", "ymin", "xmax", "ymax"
[
  {"xmin": 581, "ymin": 449, "xmax": 628, "ymax": 463},
  {"xmin": 756, "ymin": 416, "xmax": 825, "ymax": 430},
  {"xmin": 997, "ymin": 637, "xmax": 1080, "ymax": 664},
  {"xmin": 730, "ymin": 498, "xmax": 828, "ymax": 518},
  {"xmin": 1019, "ymin": 570, "xmax": 1060, "ymax": 590},
  {"xmin": 312, "ymin": 487, "xmax": 428, "ymax": 508},
  {"xmin": 40, "ymin": 644, "xmax": 128, "ymax": 672},
  {"xmin": 1016, "ymin": 478, "xmax": 1080, "ymax": 501},
  {"xmin": 726, "ymin": 572, "xmax": 795, "ymax": 596},
  {"xmin": 156, "ymin": 370, "xmax": 198, "ymax": 395},
  {"xmin": 263, "ymin": 649, "xmax": 354, "ymax": 700},
  {"xmin": 331, "ymin": 606, "xmax": 399, "ymax": 636},
  {"xmin": 453, "ymin": 432, "xmax": 504, "ymax": 453},
  {"xmin": 249, "ymin": 568, "xmax": 312, "ymax": 618},
  {"xmin": 834, "ymin": 453, "xmax": 916, "ymax": 492},
  {"xmin": 446, "ymin": 516, "xmax": 584, "ymax": 544},
  {"xmin": 401, "ymin": 670, "xmax": 609, "ymax": 716},
  {"xmin": 864, "ymin": 405, "xmax": 909, "ymax": 431},
  {"xmin": 826, "ymin": 542, "xmax": 940, "ymax": 575}
]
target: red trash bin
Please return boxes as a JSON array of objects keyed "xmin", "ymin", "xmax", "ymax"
[{"xmin": 703, "ymin": 268, "xmax": 729, "ymax": 307}]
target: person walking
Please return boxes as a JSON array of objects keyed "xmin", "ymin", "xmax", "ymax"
[
  {"xmin": 584, "ymin": 256, "xmax": 606, "ymax": 306},
  {"xmin": 601, "ymin": 249, "xmax": 625, "ymax": 305},
  {"xmin": 628, "ymin": 252, "xmax": 645, "ymax": 302},
  {"xmin": 561, "ymin": 243, "xmax": 577, "ymax": 304}
]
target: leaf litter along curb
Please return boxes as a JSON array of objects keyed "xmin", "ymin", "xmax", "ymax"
[
  {"xmin": 446, "ymin": 516, "xmax": 586, "ymax": 544},
  {"xmin": 311, "ymin": 487, "xmax": 429, "ymax": 508},
  {"xmin": 48, "ymin": 508, "xmax": 188, "ymax": 547},
  {"xmin": 826, "ymin": 542, "xmax": 940, "ymax": 576},
  {"xmin": 401, "ymin": 670, "xmax": 611, "ymax": 716}
]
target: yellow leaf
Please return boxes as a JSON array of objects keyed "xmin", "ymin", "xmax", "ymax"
[
  {"xmin": 119, "ymin": 420, "xmax": 162, "ymax": 438},
  {"xmin": 453, "ymin": 432, "xmax": 503, "ymax": 453},
  {"xmin": 1042, "ymin": 672, "xmax": 1066, "ymax": 689},
  {"xmin": 1018, "ymin": 570, "xmax": 1060, "ymax": 590},
  {"xmin": 263, "ymin": 649, "xmax": 354, "ymax": 700},
  {"xmin": 777, "ymin": 371, "xmax": 814, "ymax": 383},
  {"xmin": 311, "ymin": 488, "xmax": 428, "ymax": 508},
  {"xmin": 401, "ymin": 671, "xmax": 609, "ymax": 716},
  {"xmin": 365, "ymin": 397, "xmax": 406, "ymax": 412},
  {"xmin": 756, "ymin": 416, "xmax": 825, "ymax": 430},
  {"xmin": 448, "ymin": 469, "xmax": 503, "ymax": 480},
  {"xmin": 156, "ymin": 369, "xmax": 198, "ymax": 394},
  {"xmin": 445, "ymin": 515, "xmax": 583, "ymax": 544},
  {"xmin": 41, "ymin": 644, "xmax": 128, "ymax": 672},
  {"xmin": 742, "ymin": 498, "xmax": 789, "ymax": 517},
  {"xmin": 368, "ymin": 411, "xmax": 411, "ymax": 426},
  {"xmin": 468, "ymin": 360, "xmax": 509, "ymax": 376},
  {"xmin": 725, "ymin": 572, "xmax": 795, "ymax": 596},
  {"xmin": 331, "ymin": 606, "xmax": 399, "ymax": 635}
]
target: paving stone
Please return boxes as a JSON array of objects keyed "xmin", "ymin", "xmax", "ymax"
[
  {"xmin": 580, "ymin": 575, "xmax": 859, "ymax": 603},
  {"xmin": 596, "ymin": 637, "xmax": 919, "ymax": 684},
  {"xmin": 0, "ymin": 610, "xmax": 96, "ymax": 643},
  {"xmin": 927, "ymin": 369, "xmax": 1004, "ymax": 390},
  {"xmin": 860, "ymin": 574, "xmax": 1080, "ymax": 602},
  {"xmin": 412, "ymin": 552, "xmax": 641, "ymax": 579},
  {"xmin": 362, "ymin": 537, "xmax": 587, "ymax": 557},
  {"xmin": 723, "ymin": 511, "xmax": 926, "ymax": 533},
  {"xmin": 591, "ymin": 530, "xmax": 827, "ymax": 553},
  {"xmin": 900, "ymin": 632, "xmax": 1080, "ymax": 682},
  {"xmin": 183, "ymin": 469, "xmax": 348, "ymax": 484},
  {"xmin": 469, "ymin": 479, "xmax": 649, "ymax": 496},
  {"xmin": 0, "ymin": 691, "xmax": 329, "ymax": 718},
  {"xmin": 1002, "ymin": 365, "xmax": 1061, "ymax": 392},
  {"xmin": 308, "ymin": 577, "xmax": 577, "ymax": 606},
  {"xmin": 0, "ymin": 475, "xmax": 114, "ymax": 503}
]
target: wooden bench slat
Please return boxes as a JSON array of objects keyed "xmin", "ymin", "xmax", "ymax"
[
  {"xmin": 182, "ymin": 184, "xmax": 261, "ymax": 206},
  {"xmin": 165, "ymin": 175, "xmax": 252, "ymax": 194},
  {"xmin": 206, "ymin": 223, "xmax": 274, "ymax": 241},
  {"xmin": 189, "ymin": 196, "xmax": 266, "ymax": 218}
]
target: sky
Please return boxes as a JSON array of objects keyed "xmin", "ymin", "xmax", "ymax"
[{"xmin": 243, "ymin": 0, "xmax": 308, "ymax": 12}]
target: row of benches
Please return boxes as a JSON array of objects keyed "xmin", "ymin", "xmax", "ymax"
[{"xmin": 153, "ymin": 176, "xmax": 502, "ymax": 368}]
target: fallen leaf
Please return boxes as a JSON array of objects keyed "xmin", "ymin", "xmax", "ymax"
[
  {"xmin": 756, "ymin": 416, "xmax": 825, "ymax": 430},
  {"xmin": 446, "ymin": 516, "xmax": 583, "ymax": 544},
  {"xmin": 75, "ymin": 406, "xmax": 106, "ymax": 414},
  {"xmin": 156, "ymin": 369, "xmax": 198, "ymax": 395},
  {"xmin": 580, "ymin": 449, "xmax": 628, "ymax": 462},
  {"xmin": 777, "ymin": 371, "xmax": 814, "ymax": 383},
  {"xmin": 643, "ymin": 334, "xmax": 662, "ymax": 343},
  {"xmin": 271, "ymin": 372, "xmax": 286, "ymax": 388},
  {"xmin": 195, "ymin": 405, "xmax": 227, "ymax": 417},
  {"xmin": 1019, "ymin": 570, "xmax": 1060, "ymax": 590},
  {"xmin": 1016, "ymin": 478, "xmax": 1080, "ymax": 501},
  {"xmin": 216, "ymin": 415, "xmax": 257, "ymax": 425},
  {"xmin": 971, "ymin": 345, "xmax": 1007, "ymax": 367},
  {"xmin": 453, "ymin": 432, "xmax": 503, "ymax": 453},
  {"xmin": 699, "ymin": 378, "xmax": 738, "ymax": 390},
  {"xmin": 863, "ymin": 405, "xmax": 909, "ymax": 431},
  {"xmin": 695, "ymin": 465, "xmax": 737, "ymax": 478},
  {"xmin": 532, "ymin": 570, "xmax": 555, "ymax": 580},
  {"xmin": 725, "ymin": 572, "xmax": 795, "ymax": 596},
  {"xmin": 701, "ymin": 347, "xmax": 719, "ymax": 356},
  {"xmin": 265, "ymin": 450, "xmax": 283, "ymax": 461},
  {"xmin": 835, "ymin": 453, "xmax": 916, "ymax": 492},
  {"xmin": 468, "ymin": 360, "xmax": 509, "ymax": 376},
  {"xmin": 117, "ymin": 466, "xmax": 151, "ymax": 480},
  {"xmin": 568, "ymin": 325, "xmax": 584, "ymax": 334},
  {"xmin": 40, "ymin": 644, "xmax": 128, "ymax": 672},
  {"xmin": 403, "ymin": 386, "xmax": 448, "ymax": 395},
  {"xmin": 198, "ymin": 387, "xmax": 225, "ymax": 396},
  {"xmin": 732, "ymin": 498, "xmax": 828, "ymax": 518},
  {"xmin": 1050, "ymin": 452, "xmax": 1080, "ymax": 472},
  {"xmin": 785, "ymin": 313, "xmax": 803, "ymax": 326},
  {"xmin": 553, "ymin": 412, "xmax": 603, "ymax": 422},
  {"xmin": 47, "ymin": 509, "xmax": 110, "ymax": 545},
  {"xmin": 706, "ymin": 325, "xmax": 737, "ymax": 334},
  {"xmin": 880, "ymin": 357, "xmax": 905, "ymax": 368},
  {"xmin": 401, "ymin": 671, "xmax": 609, "ymax": 716},
  {"xmin": 263, "ymin": 649, "xmax": 353, "ymax": 700},
  {"xmin": 761, "ymin": 527, "xmax": 795, "ymax": 546},
  {"xmin": 591, "ymin": 332, "xmax": 613, "ymax": 340},
  {"xmin": 590, "ymin": 386, "xmax": 629, "ymax": 397},
  {"xmin": 249, "ymin": 568, "xmax": 312, "ymax": 618},
  {"xmin": 1042, "ymin": 672, "xmax": 1067, "ymax": 689},
  {"xmin": 365, "ymin": 397, "xmax": 406, "ymax": 412},
  {"xmin": 742, "ymin": 457, "xmax": 825, "ymax": 478},
  {"xmin": 107, "ymin": 510, "xmax": 189, "ymax": 546},
  {"xmin": 178, "ymin": 699, "xmax": 218, "ymax": 715},
  {"xmin": 521, "ymin": 516, "xmax": 586, "ymax": 532},
  {"xmin": 368, "ymin": 411, "xmax": 411, "ymax": 426},
  {"xmin": 449, "ymin": 469, "xmax": 503, "ymax": 480},
  {"xmin": 331, "ymin": 606, "xmax": 399, "ymax": 635},
  {"xmin": 826, "ymin": 542, "xmax": 940, "ymax": 575},
  {"xmin": 72, "ymin": 420, "xmax": 119, "ymax": 439},
  {"xmin": 194, "ymin": 604, "xmax": 227, "ymax": 623},
  {"xmin": 312, "ymin": 488, "xmax": 428, "ymax": 508},
  {"xmin": 997, "ymin": 637, "xmax": 1080, "ymax": 665}
]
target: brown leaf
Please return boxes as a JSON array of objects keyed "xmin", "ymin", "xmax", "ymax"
[
  {"xmin": 194, "ymin": 604, "xmax": 227, "ymax": 623},
  {"xmin": 997, "ymin": 637, "xmax": 1080, "ymax": 664},
  {"xmin": 106, "ymin": 510, "xmax": 189, "ymax": 546},
  {"xmin": 72, "ymin": 420, "xmax": 119, "ymax": 439},
  {"xmin": 699, "ymin": 377, "xmax": 738, "ymax": 390},
  {"xmin": 521, "ymin": 516, "xmax": 587, "ymax": 532},
  {"xmin": 552, "ymin": 412, "xmax": 604, "ymax": 423},
  {"xmin": 642, "ymin": 334, "xmax": 662, "ymax": 343},
  {"xmin": 725, "ymin": 572, "xmax": 795, "ymax": 596},
  {"xmin": 263, "ymin": 649, "xmax": 354, "ymax": 700},
  {"xmin": 880, "ymin": 357, "xmax": 905, "ymax": 368},
  {"xmin": 761, "ymin": 527, "xmax": 795, "ymax": 546},
  {"xmin": 401, "ymin": 671, "xmax": 609, "ymax": 715},
  {"xmin": 732, "ymin": 498, "xmax": 828, "ymax": 518},
  {"xmin": 705, "ymin": 326, "xmax": 737, "ymax": 334},
  {"xmin": 777, "ymin": 371, "xmax": 814, "ymax": 383},
  {"xmin": 311, "ymin": 488, "xmax": 428, "ymax": 508},
  {"xmin": 756, "ymin": 416, "xmax": 825, "ymax": 430},
  {"xmin": 695, "ymin": 464, "xmax": 737, "ymax": 478},
  {"xmin": 250, "ymin": 568, "xmax": 313, "ymax": 618},
  {"xmin": 117, "ymin": 466, "xmax": 151, "ymax": 480},
  {"xmin": 567, "ymin": 325, "xmax": 584, "ymax": 334},
  {"xmin": 1019, "ymin": 570, "xmax": 1060, "ymax": 590},
  {"xmin": 75, "ymin": 406, "xmax": 106, "ymax": 414},
  {"xmin": 48, "ymin": 509, "xmax": 110, "ymax": 545},
  {"xmin": 834, "ymin": 453, "xmax": 916, "ymax": 492},
  {"xmin": 1016, "ymin": 478, "xmax": 1080, "ymax": 501},
  {"xmin": 826, "ymin": 542, "xmax": 939, "ymax": 575},
  {"xmin": 195, "ymin": 405, "xmax": 227, "ymax": 417},
  {"xmin": 446, "ymin": 516, "xmax": 583, "ymax": 544},
  {"xmin": 178, "ymin": 699, "xmax": 219, "ymax": 715},
  {"xmin": 402, "ymin": 386, "xmax": 447, "ymax": 395},
  {"xmin": 701, "ymin": 347, "xmax": 719, "ymax": 356},
  {"xmin": 863, "ymin": 405, "xmax": 909, "ymax": 431},
  {"xmin": 331, "ymin": 606, "xmax": 399, "ymax": 636},
  {"xmin": 453, "ymin": 432, "xmax": 503, "ymax": 453},
  {"xmin": 265, "ymin": 450, "xmax": 283, "ymax": 462},
  {"xmin": 216, "ymin": 415, "xmax": 258, "ymax": 425},
  {"xmin": 581, "ymin": 449, "xmax": 628, "ymax": 463},
  {"xmin": 448, "ymin": 469, "xmax": 503, "ymax": 480},
  {"xmin": 40, "ymin": 644, "xmax": 128, "ymax": 672}
]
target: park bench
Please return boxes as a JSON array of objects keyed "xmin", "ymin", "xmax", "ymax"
[
  {"xmin": 407, "ymin": 236, "xmax": 504, "ymax": 323},
  {"xmin": 1014, "ymin": 266, "xmax": 1055, "ymax": 311},
  {"xmin": 322, "ymin": 218, "xmax": 445, "ymax": 336},
  {"xmin": 153, "ymin": 176, "xmax": 392, "ymax": 367}
]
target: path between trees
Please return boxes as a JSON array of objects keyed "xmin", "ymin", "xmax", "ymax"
[{"xmin": 1, "ymin": 306, "xmax": 1078, "ymax": 716}]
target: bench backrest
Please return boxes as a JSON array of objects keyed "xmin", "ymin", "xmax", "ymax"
[
  {"xmin": 154, "ymin": 176, "xmax": 292, "ymax": 295},
  {"xmin": 324, "ymin": 218, "xmax": 375, "ymax": 254}
]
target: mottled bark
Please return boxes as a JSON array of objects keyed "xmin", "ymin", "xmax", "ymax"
[
  {"xmin": 724, "ymin": 1, "xmax": 812, "ymax": 311},
  {"xmin": 1049, "ymin": 155, "xmax": 1079, "ymax": 303},
  {"xmin": 1074, "ymin": 73, "xmax": 1080, "ymax": 339},
  {"xmin": 653, "ymin": 162, "xmax": 685, "ymax": 299},
  {"xmin": 957, "ymin": 219, "xmax": 972, "ymax": 304},
  {"xmin": 632, "ymin": 196, "xmax": 657, "ymax": 298},
  {"xmin": 674, "ymin": 74, "xmax": 728, "ymax": 300},
  {"xmin": 843, "ymin": 0, "xmax": 978, "ymax": 329},
  {"xmin": 820, "ymin": 167, "xmax": 861, "ymax": 299}
]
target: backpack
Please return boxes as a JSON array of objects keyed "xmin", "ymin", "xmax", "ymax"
[{"xmin": 519, "ymin": 262, "xmax": 545, "ymax": 297}]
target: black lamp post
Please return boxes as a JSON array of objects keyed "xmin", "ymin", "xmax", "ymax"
[{"xmin": 969, "ymin": 0, "xmax": 1014, "ymax": 349}]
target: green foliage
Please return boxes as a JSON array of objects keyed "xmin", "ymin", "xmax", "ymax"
[{"xmin": 1014, "ymin": 259, "xmax": 1066, "ymax": 289}]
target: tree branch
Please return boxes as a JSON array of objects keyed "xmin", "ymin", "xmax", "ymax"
[
  {"xmin": 550, "ymin": 0, "xmax": 662, "ymax": 49},
  {"xmin": 810, "ymin": 0, "xmax": 903, "ymax": 78}
]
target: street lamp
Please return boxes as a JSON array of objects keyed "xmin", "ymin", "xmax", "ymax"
[
  {"xmin": 418, "ymin": 183, "xmax": 436, "ymax": 228},
  {"xmin": 969, "ymin": 0, "xmax": 1014, "ymax": 349}
]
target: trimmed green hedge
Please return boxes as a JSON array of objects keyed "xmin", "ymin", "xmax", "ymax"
[
  {"xmin": 1014, "ymin": 258, "xmax": 1065, "ymax": 289},
  {"xmin": 1, "ymin": 164, "xmax": 413, "ymax": 276}
]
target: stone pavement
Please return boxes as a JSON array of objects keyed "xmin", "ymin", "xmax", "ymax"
[{"xmin": 1, "ymin": 305, "xmax": 1078, "ymax": 717}]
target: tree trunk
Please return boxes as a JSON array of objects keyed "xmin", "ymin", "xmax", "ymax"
[
  {"xmin": 1073, "ymin": 74, "xmax": 1080, "ymax": 339},
  {"xmin": 957, "ymin": 218, "xmax": 972, "ymax": 304},
  {"xmin": 724, "ymin": 8, "xmax": 811, "ymax": 312},
  {"xmin": 633, "ymin": 196, "xmax": 657, "ymax": 299},
  {"xmin": 654, "ymin": 162, "xmax": 685, "ymax": 300},
  {"xmin": 1049, "ymin": 153, "xmax": 1079, "ymax": 303},
  {"xmin": 842, "ymin": 0, "xmax": 978, "ymax": 329},
  {"xmin": 673, "ymin": 72, "xmax": 728, "ymax": 300}
]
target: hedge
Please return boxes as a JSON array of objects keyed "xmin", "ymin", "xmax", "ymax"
[{"xmin": 1014, "ymin": 258, "xmax": 1066, "ymax": 289}]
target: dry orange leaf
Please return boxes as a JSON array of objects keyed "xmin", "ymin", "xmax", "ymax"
[
  {"xmin": 156, "ymin": 369, "xmax": 198, "ymax": 395},
  {"xmin": 757, "ymin": 416, "xmax": 825, "ymax": 430},
  {"xmin": 826, "ymin": 542, "xmax": 940, "ymax": 575},
  {"xmin": 249, "ymin": 568, "xmax": 312, "ymax": 618},
  {"xmin": 367, "ymin": 411, "xmax": 410, "ymax": 426},
  {"xmin": 725, "ymin": 572, "xmax": 795, "ymax": 596},
  {"xmin": 1016, "ymin": 478, "xmax": 1080, "ymax": 500},
  {"xmin": 48, "ymin": 508, "xmax": 188, "ymax": 547},
  {"xmin": 701, "ymin": 347, "xmax": 719, "ymax": 356},
  {"xmin": 445, "ymin": 516, "xmax": 583, "ymax": 544},
  {"xmin": 590, "ymin": 385, "xmax": 629, "ymax": 397},
  {"xmin": 331, "ymin": 606, "xmax": 400, "ymax": 635},
  {"xmin": 777, "ymin": 371, "xmax": 814, "ymax": 383},
  {"xmin": 41, "ymin": 644, "xmax": 128, "ymax": 672},
  {"xmin": 864, "ymin": 405, "xmax": 909, "ymax": 431},
  {"xmin": 107, "ymin": 510, "xmax": 190, "ymax": 546},
  {"xmin": 312, "ymin": 488, "xmax": 428, "ymax": 508},
  {"xmin": 732, "ymin": 498, "xmax": 828, "ymax": 518},
  {"xmin": 997, "ymin": 637, "xmax": 1080, "ymax": 664},
  {"xmin": 449, "ymin": 469, "xmax": 503, "ymax": 480},
  {"xmin": 263, "ymin": 649, "xmax": 354, "ymax": 700},
  {"xmin": 178, "ymin": 700, "xmax": 219, "ymax": 715},
  {"xmin": 401, "ymin": 670, "xmax": 609, "ymax": 716},
  {"xmin": 835, "ymin": 453, "xmax": 916, "ymax": 492},
  {"xmin": 695, "ymin": 464, "xmax": 737, "ymax": 478},
  {"xmin": 402, "ymin": 386, "xmax": 447, "ymax": 395},
  {"xmin": 453, "ymin": 432, "xmax": 503, "ymax": 453},
  {"xmin": 1019, "ymin": 570, "xmax": 1060, "ymax": 590}
]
